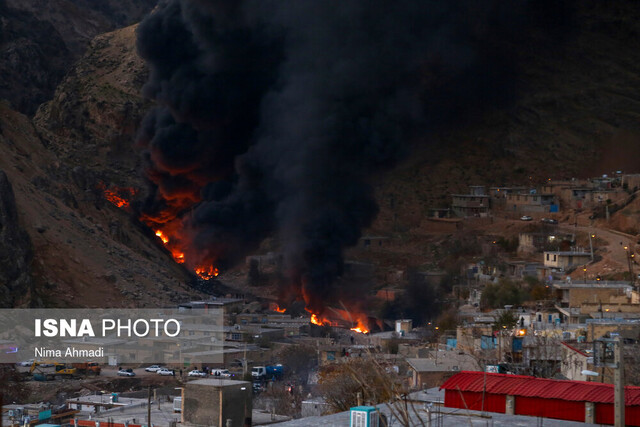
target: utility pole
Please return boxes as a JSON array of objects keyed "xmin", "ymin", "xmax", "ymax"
[
  {"xmin": 147, "ymin": 386, "xmax": 152, "ymax": 427},
  {"xmin": 624, "ymin": 245, "xmax": 634, "ymax": 287},
  {"xmin": 614, "ymin": 336, "xmax": 625, "ymax": 427},
  {"xmin": 589, "ymin": 232, "xmax": 595, "ymax": 262}
]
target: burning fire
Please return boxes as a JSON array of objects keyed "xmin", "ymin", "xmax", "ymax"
[
  {"xmin": 98, "ymin": 182, "xmax": 136, "ymax": 209},
  {"xmin": 154, "ymin": 229, "xmax": 186, "ymax": 264},
  {"xmin": 306, "ymin": 307, "xmax": 369, "ymax": 333},
  {"xmin": 155, "ymin": 230, "xmax": 169, "ymax": 244},
  {"xmin": 307, "ymin": 310, "xmax": 339, "ymax": 327},
  {"xmin": 270, "ymin": 303, "xmax": 286, "ymax": 313},
  {"xmin": 350, "ymin": 318, "xmax": 369, "ymax": 334},
  {"xmin": 195, "ymin": 266, "xmax": 219, "ymax": 280},
  {"xmin": 99, "ymin": 183, "xmax": 219, "ymax": 280}
]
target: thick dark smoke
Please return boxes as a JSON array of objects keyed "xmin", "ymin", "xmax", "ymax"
[{"xmin": 136, "ymin": 0, "xmax": 565, "ymax": 313}]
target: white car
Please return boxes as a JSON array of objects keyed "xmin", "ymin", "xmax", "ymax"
[
  {"xmin": 157, "ymin": 368, "xmax": 175, "ymax": 376},
  {"xmin": 188, "ymin": 370, "xmax": 207, "ymax": 377},
  {"xmin": 145, "ymin": 365, "xmax": 163, "ymax": 372},
  {"xmin": 17, "ymin": 359, "xmax": 35, "ymax": 367},
  {"xmin": 118, "ymin": 369, "xmax": 135, "ymax": 377},
  {"xmin": 211, "ymin": 369, "xmax": 232, "ymax": 378},
  {"xmin": 520, "ymin": 215, "xmax": 533, "ymax": 221}
]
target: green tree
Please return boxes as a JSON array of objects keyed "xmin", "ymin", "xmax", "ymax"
[
  {"xmin": 493, "ymin": 310, "xmax": 519, "ymax": 331},
  {"xmin": 480, "ymin": 279, "xmax": 528, "ymax": 309}
]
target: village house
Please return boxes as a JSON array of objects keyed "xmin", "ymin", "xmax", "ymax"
[
  {"xmin": 488, "ymin": 186, "xmax": 528, "ymax": 210},
  {"xmin": 506, "ymin": 191, "xmax": 558, "ymax": 214},
  {"xmin": 560, "ymin": 341, "xmax": 591, "ymax": 382},
  {"xmin": 543, "ymin": 250, "xmax": 591, "ymax": 269},
  {"xmin": 622, "ymin": 173, "xmax": 640, "ymax": 191},
  {"xmin": 406, "ymin": 351, "xmax": 479, "ymax": 389},
  {"xmin": 451, "ymin": 185, "xmax": 491, "ymax": 217},
  {"xmin": 553, "ymin": 280, "xmax": 634, "ymax": 323}
]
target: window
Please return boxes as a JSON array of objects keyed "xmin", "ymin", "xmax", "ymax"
[
  {"xmin": 548, "ymin": 314, "xmax": 552, "ymax": 323},
  {"xmin": 327, "ymin": 351, "xmax": 335, "ymax": 361},
  {"xmin": 546, "ymin": 254, "xmax": 550, "ymax": 261},
  {"xmin": 352, "ymin": 412, "xmax": 365, "ymax": 427}
]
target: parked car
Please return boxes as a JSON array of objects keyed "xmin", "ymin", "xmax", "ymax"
[
  {"xmin": 17, "ymin": 359, "xmax": 34, "ymax": 367},
  {"xmin": 541, "ymin": 218, "xmax": 558, "ymax": 224},
  {"xmin": 188, "ymin": 370, "xmax": 207, "ymax": 377},
  {"xmin": 210, "ymin": 369, "xmax": 232, "ymax": 378},
  {"xmin": 157, "ymin": 368, "xmax": 175, "ymax": 376},
  {"xmin": 520, "ymin": 215, "xmax": 533, "ymax": 221},
  {"xmin": 145, "ymin": 365, "xmax": 163, "ymax": 372},
  {"xmin": 118, "ymin": 368, "xmax": 135, "ymax": 377}
]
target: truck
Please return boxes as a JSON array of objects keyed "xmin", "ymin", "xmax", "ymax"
[
  {"xmin": 72, "ymin": 362, "xmax": 101, "ymax": 375},
  {"xmin": 251, "ymin": 364, "xmax": 284, "ymax": 381}
]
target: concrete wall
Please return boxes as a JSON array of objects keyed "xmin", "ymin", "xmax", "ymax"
[
  {"xmin": 412, "ymin": 370, "xmax": 456, "ymax": 389},
  {"xmin": 567, "ymin": 287, "xmax": 627, "ymax": 307},
  {"xmin": 184, "ymin": 380, "xmax": 251, "ymax": 427}
]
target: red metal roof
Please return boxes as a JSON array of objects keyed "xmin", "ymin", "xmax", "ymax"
[{"xmin": 440, "ymin": 371, "xmax": 640, "ymax": 405}]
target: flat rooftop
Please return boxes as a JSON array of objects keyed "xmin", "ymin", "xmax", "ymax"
[
  {"xmin": 273, "ymin": 388, "xmax": 586, "ymax": 427},
  {"xmin": 187, "ymin": 378, "xmax": 250, "ymax": 387}
]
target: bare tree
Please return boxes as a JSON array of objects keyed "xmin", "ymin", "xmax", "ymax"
[{"xmin": 318, "ymin": 357, "xmax": 427, "ymax": 427}]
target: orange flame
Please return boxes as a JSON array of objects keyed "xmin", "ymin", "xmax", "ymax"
[
  {"xmin": 310, "ymin": 313, "xmax": 322, "ymax": 326},
  {"xmin": 98, "ymin": 183, "xmax": 219, "ymax": 280},
  {"xmin": 270, "ymin": 303, "xmax": 286, "ymax": 313},
  {"xmin": 350, "ymin": 318, "xmax": 369, "ymax": 334},
  {"xmin": 155, "ymin": 230, "xmax": 169, "ymax": 244},
  {"xmin": 307, "ymin": 310, "xmax": 338, "ymax": 327},
  {"xmin": 195, "ymin": 266, "xmax": 219, "ymax": 280},
  {"xmin": 98, "ymin": 182, "xmax": 136, "ymax": 209},
  {"xmin": 153, "ymin": 229, "xmax": 186, "ymax": 264}
]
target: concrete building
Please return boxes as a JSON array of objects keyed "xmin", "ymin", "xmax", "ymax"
[
  {"xmin": 623, "ymin": 174, "xmax": 640, "ymax": 191},
  {"xmin": 506, "ymin": 192, "xmax": 557, "ymax": 214},
  {"xmin": 543, "ymin": 250, "xmax": 591, "ymax": 269},
  {"xmin": 451, "ymin": 186, "xmax": 490, "ymax": 217},
  {"xmin": 553, "ymin": 281, "xmax": 632, "ymax": 308},
  {"xmin": 184, "ymin": 379, "xmax": 252, "ymax": 427},
  {"xmin": 560, "ymin": 342, "xmax": 591, "ymax": 382},
  {"xmin": 518, "ymin": 232, "xmax": 574, "ymax": 254},
  {"xmin": 406, "ymin": 351, "xmax": 478, "ymax": 389}
]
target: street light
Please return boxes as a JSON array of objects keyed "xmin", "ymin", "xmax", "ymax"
[{"xmin": 583, "ymin": 267, "xmax": 587, "ymax": 282}]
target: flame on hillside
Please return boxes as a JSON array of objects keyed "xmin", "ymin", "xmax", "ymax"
[
  {"xmin": 98, "ymin": 182, "xmax": 137, "ymax": 209},
  {"xmin": 100, "ymin": 184, "xmax": 219, "ymax": 280},
  {"xmin": 195, "ymin": 265, "xmax": 219, "ymax": 280}
]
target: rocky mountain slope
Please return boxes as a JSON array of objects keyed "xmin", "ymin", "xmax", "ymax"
[
  {"xmin": 0, "ymin": 0, "xmax": 156, "ymax": 115},
  {"xmin": 0, "ymin": 100, "xmax": 202, "ymax": 308}
]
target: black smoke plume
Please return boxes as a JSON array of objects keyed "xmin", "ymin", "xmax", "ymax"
[{"xmin": 136, "ymin": 0, "xmax": 569, "ymax": 313}]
